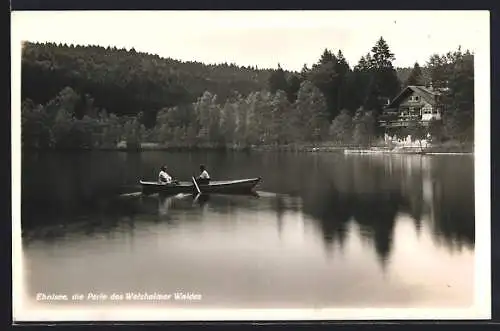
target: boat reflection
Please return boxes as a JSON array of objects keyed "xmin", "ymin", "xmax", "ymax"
[{"xmin": 138, "ymin": 190, "xmax": 263, "ymax": 216}]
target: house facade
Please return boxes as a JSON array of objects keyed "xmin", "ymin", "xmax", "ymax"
[{"xmin": 378, "ymin": 85, "xmax": 444, "ymax": 134}]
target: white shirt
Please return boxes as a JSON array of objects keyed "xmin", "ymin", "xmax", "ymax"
[
  {"xmin": 199, "ymin": 170, "xmax": 210, "ymax": 179},
  {"xmin": 159, "ymin": 170, "xmax": 172, "ymax": 184}
]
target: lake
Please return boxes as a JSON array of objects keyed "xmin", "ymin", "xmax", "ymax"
[{"xmin": 20, "ymin": 151, "xmax": 475, "ymax": 310}]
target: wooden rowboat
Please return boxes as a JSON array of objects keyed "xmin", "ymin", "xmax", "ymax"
[{"xmin": 139, "ymin": 177, "xmax": 262, "ymax": 196}]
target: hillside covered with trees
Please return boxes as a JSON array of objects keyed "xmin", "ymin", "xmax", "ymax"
[{"xmin": 20, "ymin": 38, "xmax": 474, "ymax": 151}]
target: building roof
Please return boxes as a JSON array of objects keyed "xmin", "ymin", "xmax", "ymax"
[{"xmin": 386, "ymin": 85, "xmax": 441, "ymax": 109}]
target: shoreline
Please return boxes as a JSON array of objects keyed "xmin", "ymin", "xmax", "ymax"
[{"xmin": 22, "ymin": 143, "xmax": 474, "ymax": 155}]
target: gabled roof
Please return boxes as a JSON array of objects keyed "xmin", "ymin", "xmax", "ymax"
[{"xmin": 386, "ymin": 85, "xmax": 441, "ymax": 109}]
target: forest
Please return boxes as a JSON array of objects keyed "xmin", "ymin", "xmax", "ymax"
[{"xmin": 20, "ymin": 37, "xmax": 474, "ymax": 150}]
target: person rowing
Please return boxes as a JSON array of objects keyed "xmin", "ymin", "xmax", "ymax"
[
  {"xmin": 196, "ymin": 164, "xmax": 210, "ymax": 185},
  {"xmin": 158, "ymin": 165, "xmax": 175, "ymax": 185}
]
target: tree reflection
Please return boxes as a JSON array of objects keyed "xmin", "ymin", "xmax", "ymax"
[
  {"xmin": 299, "ymin": 154, "xmax": 475, "ymax": 265},
  {"xmin": 22, "ymin": 152, "xmax": 475, "ymax": 258},
  {"xmin": 306, "ymin": 187, "xmax": 351, "ymax": 249},
  {"xmin": 353, "ymin": 192, "xmax": 400, "ymax": 267},
  {"xmin": 430, "ymin": 173, "xmax": 474, "ymax": 248},
  {"xmin": 302, "ymin": 184, "xmax": 400, "ymax": 266}
]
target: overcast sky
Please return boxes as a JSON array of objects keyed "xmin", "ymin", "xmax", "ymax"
[{"xmin": 12, "ymin": 10, "xmax": 488, "ymax": 71}]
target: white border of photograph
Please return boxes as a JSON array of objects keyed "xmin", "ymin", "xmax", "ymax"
[{"xmin": 11, "ymin": 10, "xmax": 491, "ymax": 322}]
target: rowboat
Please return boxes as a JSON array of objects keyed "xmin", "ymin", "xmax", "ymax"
[{"xmin": 139, "ymin": 177, "xmax": 262, "ymax": 196}]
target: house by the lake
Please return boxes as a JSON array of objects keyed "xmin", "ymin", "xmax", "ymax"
[{"xmin": 379, "ymin": 85, "xmax": 444, "ymax": 135}]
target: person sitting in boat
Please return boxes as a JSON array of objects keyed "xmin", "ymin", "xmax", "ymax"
[
  {"xmin": 158, "ymin": 166, "xmax": 173, "ymax": 184},
  {"xmin": 197, "ymin": 164, "xmax": 210, "ymax": 185}
]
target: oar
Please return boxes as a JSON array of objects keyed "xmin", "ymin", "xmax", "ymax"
[
  {"xmin": 192, "ymin": 176, "xmax": 201, "ymax": 194},
  {"xmin": 193, "ymin": 192, "xmax": 201, "ymax": 204}
]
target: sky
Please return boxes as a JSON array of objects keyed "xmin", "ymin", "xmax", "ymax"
[{"xmin": 12, "ymin": 10, "xmax": 488, "ymax": 71}]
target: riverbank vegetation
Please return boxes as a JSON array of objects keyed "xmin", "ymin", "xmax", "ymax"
[{"xmin": 21, "ymin": 39, "xmax": 474, "ymax": 152}]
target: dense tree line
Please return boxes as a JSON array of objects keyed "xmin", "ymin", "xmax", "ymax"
[
  {"xmin": 267, "ymin": 37, "xmax": 402, "ymax": 121},
  {"xmin": 22, "ymin": 42, "xmax": 274, "ymax": 128},
  {"xmin": 428, "ymin": 47, "xmax": 474, "ymax": 141},
  {"xmin": 22, "ymin": 82, "xmax": 331, "ymax": 150},
  {"xmin": 327, "ymin": 47, "xmax": 474, "ymax": 145},
  {"xmin": 21, "ymin": 38, "xmax": 475, "ymax": 150}
]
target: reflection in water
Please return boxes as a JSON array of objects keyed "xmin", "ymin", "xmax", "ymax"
[
  {"xmin": 21, "ymin": 151, "xmax": 474, "ymax": 308},
  {"xmin": 296, "ymin": 154, "xmax": 474, "ymax": 267},
  {"xmin": 22, "ymin": 153, "xmax": 474, "ymax": 258}
]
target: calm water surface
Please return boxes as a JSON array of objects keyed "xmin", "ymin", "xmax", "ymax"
[{"xmin": 21, "ymin": 151, "xmax": 474, "ymax": 308}]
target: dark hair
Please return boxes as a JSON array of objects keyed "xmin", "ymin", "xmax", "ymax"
[
  {"xmin": 161, "ymin": 166, "xmax": 167, "ymax": 171},
  {"xmin": 200, "ymin": 164, "xmax": 205, "ymax": 171}
]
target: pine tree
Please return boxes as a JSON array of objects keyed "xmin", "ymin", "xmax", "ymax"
[
  {"xmin": 268, "ymin": 63, "xmax": 288, "ymax": 94},
  {"xmin": 371, "ymin": 37, "xmax": 395, "ymax": 69},
  {"xmin": 336, "ymin": 50, "xmax": 351, "ymax": 112},
  {"xmin": 405, "ymin": 62, "xmax": 424, "ymax": 86},
  {"xmin": 300, "ymin": 64, "xmax": 310, "ymax": 81},
  {"xmin": 309, "ymin": 49, "xmax": 341, "ymax": 120},
  {"xmin": 364, "ymin": 37, "xmax": 401, "ymax": 115}
]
